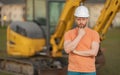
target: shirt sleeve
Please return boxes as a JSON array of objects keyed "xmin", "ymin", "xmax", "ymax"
[{"xmin": 92, "ymin": 31, "xmax": 100, "ymax": 43}]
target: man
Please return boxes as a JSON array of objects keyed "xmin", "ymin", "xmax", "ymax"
[{"xmin": 64, "ymin": 5, "xmax": 100, "ymax": 75}]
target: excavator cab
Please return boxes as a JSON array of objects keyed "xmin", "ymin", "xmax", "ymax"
[{"xmin": 7, "ymin": 22, "xmax": 46, "ymax": 57}]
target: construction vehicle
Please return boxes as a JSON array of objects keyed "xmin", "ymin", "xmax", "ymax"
[{"xmin": 0, "ymin": 0, "xmax": 120, "ymax": 75}]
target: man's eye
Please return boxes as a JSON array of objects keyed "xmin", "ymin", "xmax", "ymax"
[{"xmin": 82, "ymin": 18, "xmax": 86, "ymax": 20}]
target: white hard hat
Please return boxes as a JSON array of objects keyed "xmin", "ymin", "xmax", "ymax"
[{"xmin": 74, "ymin": 5, "xmax": 89, "ymax": 17}]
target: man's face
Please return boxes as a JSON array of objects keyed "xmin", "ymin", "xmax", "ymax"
[{"xmin": 75, "ymin": 17, "xmax": 88, "ymax": 28}]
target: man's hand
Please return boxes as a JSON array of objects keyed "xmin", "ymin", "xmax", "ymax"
[
  {"xmin": 73, "ymin": 50, "xmax": 79, "ymax": 55},
  {"xmin": 72, "ymin": 42, "xmax": 100, "ymax": 57},
  {"xmin": 64, "ymin": 28, "xmax": 85, "ymax": 54},
  {"xmin": 78, "ymin": 28, "xmax": 86, "ymax": 37}
]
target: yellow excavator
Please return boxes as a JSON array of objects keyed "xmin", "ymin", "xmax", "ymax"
[{"xmin": 0, "ymin": 0, "xmax": 120, "ymax": 75}]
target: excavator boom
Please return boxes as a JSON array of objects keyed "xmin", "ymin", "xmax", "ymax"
[
  {"xmin": 50, "ymin": 0, "xmax": 85, "ymax": 57},
  {"xmin": 93, "ymin": 0, "xmax": 120, "ymax": 40}
]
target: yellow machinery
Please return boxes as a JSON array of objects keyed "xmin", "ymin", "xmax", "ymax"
[
  {"xmin": 0, "ymin": 0, "xmax": 120, "ymax": 75},
  {"xmin": 7, "ymin": 22, "xmax": 46, "ymax": 57}
]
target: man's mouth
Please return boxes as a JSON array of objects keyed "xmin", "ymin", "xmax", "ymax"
[{"xmin": 78, "ymin": 24, "xmax": 86, "ymax": 28}]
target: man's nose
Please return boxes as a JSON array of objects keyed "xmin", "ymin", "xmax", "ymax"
[{"xmin": 78, "ymin": 20, "xmax": 82, "ymax": 24}]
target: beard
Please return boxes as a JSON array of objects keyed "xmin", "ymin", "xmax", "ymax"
[{"xmin": 78, "ymin": 23, "xmax": 86, "ymax": 28}]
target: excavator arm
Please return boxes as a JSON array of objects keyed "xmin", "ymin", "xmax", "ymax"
[
  {"xmin": 50, "ymin": 0, "xmax": 85, "ymax": 57},
  {"xmin": 93, "ymin": 0, "xmax": 120, "ymax": 40}
]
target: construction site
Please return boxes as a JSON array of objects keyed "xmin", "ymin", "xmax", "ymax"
[{"xmin": 0, "ymin": 0, "xmax": 120, "ymax": 75}]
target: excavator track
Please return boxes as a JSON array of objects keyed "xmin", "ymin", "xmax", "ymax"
[{"xmin": 0, "ymin": 56, "xmax": 67, "ymax": 75}]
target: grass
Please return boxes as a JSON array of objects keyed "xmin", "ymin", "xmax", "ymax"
[
  {"xmin": 0, "ymin": 26, "xmax": 14, "ymax": 75},
  {"xmin": 0, "ymin": 26, "xmax": 7, "ymax": 57},
  {"xmin": 99, "ymin": 27, "xmax": 120, "ymax": 75},
  {"xmin": 0, "ymin": 27, "xmax": 120, "ymax": 75},
  {"xmin": 0, "ymin": 71, "xmax": 13, "ymax": 75}
]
